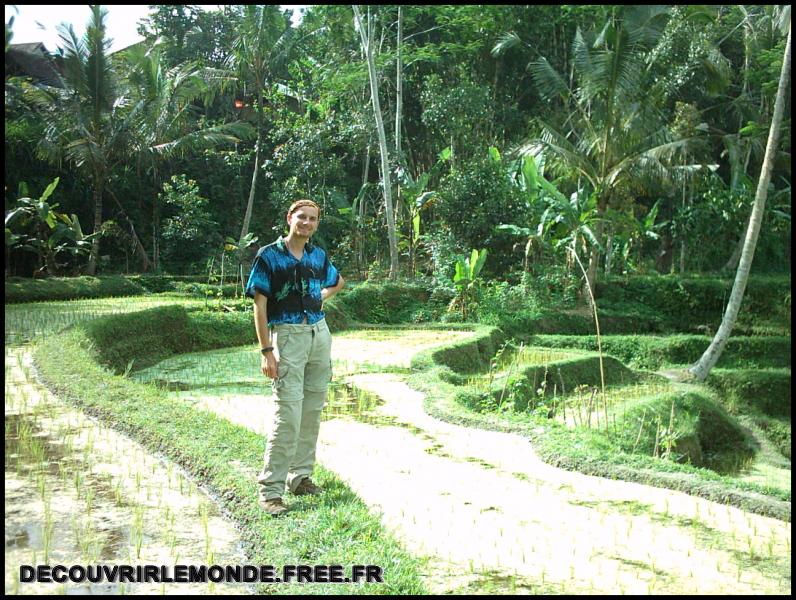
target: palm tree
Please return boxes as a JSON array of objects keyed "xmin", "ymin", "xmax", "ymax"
[
  {"xmin": 225, "ymin": 6, "xmax": 297, "ymax": 246},
  {"xmin": 35, "ymin": 5, "xmax": 135, "ymax": 275},
  {"xmin": 689, "ymin": 18, "xmax": 790, "ymax": 382},
  {"xmin": 123, "ymin": 45, "xmax": 251, "ymax": 271},
  {"xmin": 500, "ymin": 6, "xmax": 696, "ymax": 294}
]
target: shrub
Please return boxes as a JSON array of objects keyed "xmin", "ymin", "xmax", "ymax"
[
  {"xmin": 82, "ymin": 305, "xmax": 252, "ymax": 373},
  {"xmin": 475, "ymin": 280, "xmax": 541, "ymax": 330},
  {"xmin": 616, "ymin": 391, "xmax": 757, "ymax": 473},
  {"xmin": 5, "ymin": 275, "xmax": 146, "ymax": 303},
  {"xmin": 706, "ymin": 369, "xmax": 791, "ymax": 418},
  {"xmin": 596, "ymin": 274, "xmax": 791, "ymax": 331},
  {"xmin": 173, "ymin": 282, "xmax": 241, "ymax": 298},
  {"xmin": 159, "ymin": 175, "xmax": 222, "ymax": 274},
  {"xmin": 527, "ymin": 334, "xmax": 791, "ymax": 370},
  {"xmin": 334, "ymin": 280, "xmax": 430, "ymax": 324},
  {"xmin": 434, "ymin": 155, "xmax": 529, "ymax": 276}
]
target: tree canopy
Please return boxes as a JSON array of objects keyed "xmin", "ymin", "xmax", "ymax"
[{"xmin": 5, "ymin": 5, "xmax": 790, "ymax": 281}]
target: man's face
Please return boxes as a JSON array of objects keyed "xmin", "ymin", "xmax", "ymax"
[{"xmin": 287, "ymin": 206, "xmax": 320, "ymax": 239}]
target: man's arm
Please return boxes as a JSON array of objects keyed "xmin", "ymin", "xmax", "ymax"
[
  {"xmin": 254, "ymin": 291, "xmax": 278, "ymax": 379},
  {"xmin": 321, "ymin": 274, "xmax": 345, "ymax": 304}
]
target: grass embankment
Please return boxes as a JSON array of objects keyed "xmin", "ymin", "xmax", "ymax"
[
  {"xmin": 525, "ymin": 334, "xmax": 791, "ymax": 370},
  {"xmin": 594, "ymin": 274, "xmax": 791, "ymax": 336},
  {"xmin": 4, "ymin": 295, "xmax": 206, "ymax": 344},
  {"xmin": 4, "ymin": 274, "xmax": 248, "ymax": 304},
  {"xmin": 519, "ymin": 334, "xmax": 792, "ymax": 470},
  {"xmin": 21, "ymin": 277, "xmax": 791, "ymax": 530},
  {"xmin": 33, "ymin": 305, "xmax": 426, "ymax": 594},
  {"xmin": 407, "ymin": 327, "xmax": 791, "ymax": 522}
]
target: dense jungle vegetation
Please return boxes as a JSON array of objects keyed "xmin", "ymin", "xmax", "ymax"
[
  {"xmin": 4, "ymin": 9, "xmax": 792, "ymax": 587},
  {"xmin": 5, "ymin": 5, "xmax": 790, "ymax": 288}
]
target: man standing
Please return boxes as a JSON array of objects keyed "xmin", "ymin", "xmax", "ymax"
[{"xmin": 245, "ymin": 199, "xmax": 345, "ymax": 516}]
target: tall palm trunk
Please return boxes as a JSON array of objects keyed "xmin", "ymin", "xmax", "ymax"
[
  {"xmin": 586, "ymin": 227, "xmax": 600, "ymax": 295},
  {"xmin": 690, "ymin": 25, "xmax": 790, "ymax": 382},
  {"xmin": 585, "ymin": 198, "xmax": 607, "ymax": 297},
  {"xmin": 239, "ymin": 85, "xmax": 264, "ymax": 245},
  {"xmin": 722, "ymin": 212, "xmax": 752, "ymax": 273},
  {"xmin": 87, "ymin": 177, "xmax": 104, "ymax": 275},
  {"xmin": 394, "ymin": 6, "xmax": 403, "ymax": 159},
  {"xmin": 358, "ymin": 142, "xmax": 371, "ymax": 276},
  {"xmin": 240, "ymin": 129, "xmax": 262, "ymax": 243},
  {"xmin": 107, "ymin": 188, "xmax": 149, "ymax": 272}
]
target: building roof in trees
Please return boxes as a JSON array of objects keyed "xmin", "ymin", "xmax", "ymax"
[{"xmin": 6, "ymin": 42, "xmax": 64, "ymax": 88}]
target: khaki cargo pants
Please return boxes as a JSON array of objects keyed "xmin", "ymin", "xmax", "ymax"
[{"xmin": 258, "ymin": 318, "xmax": 332, "ymax": 500}]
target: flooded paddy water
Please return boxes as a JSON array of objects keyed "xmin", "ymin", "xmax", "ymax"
[
  {"xmin": 5, "ymin": 299, "xmax": 249, "ymax": 595},
  {"xmin": 5, "ymin": 347, "xmax": 250, "ymax": 595},
  {"xmin": 6, "ymin": 296, "xmax": 790, "ymax": 594}
]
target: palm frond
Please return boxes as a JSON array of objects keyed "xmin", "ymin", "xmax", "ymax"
[
  {"xmin": 534, "ymin": 120, "xmax": 600, "ymax": 187},
  {"xmin": 150, "ymin": 122, "xmax": 253, "ymax": 157},
  {"xmin": 623, "ymin": 5, "xmax": 670, "ymax": 50},
  {"xmin": 56, "ymin": 23, "xmax": 89, "ymax": 97},
  {"xmin": 700, "ymin": 46, "xmax": 732, "ymax": 96},
  {"xmin": 572, "ymin": 28, "xmax": 603, "ymax": 98},
  {"xmin": 528, "ymin": 57, "xmax": 569, "ymax": 102},
  {"xmin": 491, "ymin": 32, "xmax": 522, "ymax": 58},
  {"xmin": 84, "ymin": 5, "xmax": 115, "ymax": 115}
]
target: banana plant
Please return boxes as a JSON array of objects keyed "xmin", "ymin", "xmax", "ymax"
[
  {"xmin": 450, "ymin": 248, "xmax": 488, "ymax": 320},
  {"xmin": 630, "ymin": 199, "xmax": 668, "ymax": 270},
  {"xmin": 498, "ymin": 152, "xmax": 572, "ymax": 272},
  {"xmin": 222, "ymin": 232, "xmax": 259, "ymax": 297},
  {"xmin": 396, "ymin": 146, "xmax": 451, "ymax": 275},
  {"xmin": 6, "ymin": 178, "xmax": 96, "ymax": 276}
]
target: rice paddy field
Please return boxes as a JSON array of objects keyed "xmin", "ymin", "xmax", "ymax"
[
  {"xmin": 466, "ymin": 344, "xmax": 671, "ymax": 427},
  {"xmin": 129, "ymin": 344, "xmax": 388, "ymax": 429},
  {"xmin": 5, "ymin": 295, "xmax": 791, "ymax": 594},
  {"xmin": 5, "ymin": 297, "xmax": 249, "ymax": 594},
  {"xmin": 129, "ymin": 335, "xmax": 791, "ymax": 594},
  {"xmin": 5, "ymin": 295, "xmax": 204, "ymax": 344},
  {"xmin": 132, "ymin": 339, "xmax": 789, "ymax": 496},
  {"xmin": 129, "ymin": 327, "xmax": 478, "ymax": 430},
  {"xmin": 453, "ymin": 341, "xmax": 790, "ymax": 497},
  {"xmin": 466, "ymin": 345, "xmax": 587, "ymax": 389}
]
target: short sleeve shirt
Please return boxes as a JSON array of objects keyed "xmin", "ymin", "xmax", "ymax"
[{"xmin": 245, "ymin": 237, "xmax": 340, "ymax": 326}]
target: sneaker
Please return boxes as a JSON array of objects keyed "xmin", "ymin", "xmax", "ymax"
[
  {"xmin": 293, "ymin": 478, "xmax": 322, "ymax": 496},
  {"xmin": 259, "ymin": 496, "xmax": 288, "ymax": 516}
]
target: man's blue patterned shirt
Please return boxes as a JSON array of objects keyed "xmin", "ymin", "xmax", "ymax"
[{"xmin": 245, "ymin": 237, "xmax": 340, "ymax": 326}]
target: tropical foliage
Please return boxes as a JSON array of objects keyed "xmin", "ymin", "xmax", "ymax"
[{"xmin": 4, "ymin": 5, "xmax": 790, "ymax": 285}]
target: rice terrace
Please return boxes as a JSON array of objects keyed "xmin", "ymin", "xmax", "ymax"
[
  {"xmin": 5, "ymin": 277, "xmax": 791, "ymax": 594},
  {"xmin": 4, "ymin": 4, "xmax": 792, "ymax": 596}
]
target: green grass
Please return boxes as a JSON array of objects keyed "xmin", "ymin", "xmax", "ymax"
[
  {"xmin": 32, "ymin": 317, "xmax": 427, "ymax": 594},
  {"xmin": 5, "ymin": 295, "xmax": 203, "ymax": 344},
  {"xmin": 409, "ymin": 327, "xmax": 791, "ymax": 520}
]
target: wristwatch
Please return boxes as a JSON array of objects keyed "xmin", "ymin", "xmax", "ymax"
[{"xmin": 260, "ymin": 347, "xmax": 274, "ymax": 355}]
